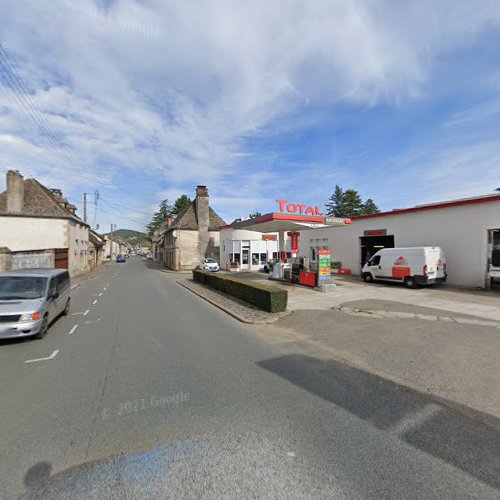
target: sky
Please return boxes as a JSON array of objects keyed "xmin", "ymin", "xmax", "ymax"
[{"xmin": 0, "ymin": 0, "xmax": 499, "ymax": 232}]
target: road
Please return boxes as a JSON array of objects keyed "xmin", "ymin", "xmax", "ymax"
[{"xmin": 0, "ymin": 257, "xmax": 499, "ymax": 499}]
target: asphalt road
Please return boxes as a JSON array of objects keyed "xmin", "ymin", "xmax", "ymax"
[{"xmin": 0, "ymin": 258, "xmax": 499, "ymax": 499}]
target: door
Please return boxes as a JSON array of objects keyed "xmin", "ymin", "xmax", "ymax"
[
  {"xmin": 54, "ymin": 248, "xmax": 69, "ymax": 269},
  {"xmin": 47, "ymin": 278, "xmax": 60, "ymax": 322},
  {"xmin": 366, "ymin": 254, "xmax": 382, "ymax": 278},
  {"xmin": 241, "ymin": 242, "xmax": 250, "ymax": 270}
]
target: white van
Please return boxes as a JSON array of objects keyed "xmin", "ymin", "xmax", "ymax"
[{"xmin": 361, "ymin": 247, "xmax": 447, "ymax": 288}]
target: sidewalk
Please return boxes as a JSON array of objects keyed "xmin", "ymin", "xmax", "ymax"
[{"xmin": 177, "ymin": 278, "xmax": 288, "ymax": 324}]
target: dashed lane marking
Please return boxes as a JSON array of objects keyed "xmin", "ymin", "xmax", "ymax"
[
  {"xmin": 92, "ymin": 299, "xmax": 98, "ymax": 305},
  {"xmin": 25, "ymin": 350, "xmax": 59, "ymax": 364},
  {"xmin": 68, "ymin": 325, "xmax": 78, "ymax": 335}
]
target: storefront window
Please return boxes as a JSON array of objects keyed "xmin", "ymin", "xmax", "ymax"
[
  {"xmin": 260, "ymin": 253, "xmax": 267, "ymax": 265},
  {"xmin": 242, "ymin": 249, "xmax": 249, "ymax": 265},
  {"xmin": 252, "ymin": 253, "xmax": 259, "ymax": 265},
  {"xmin": 232, "ymin": 253, "xmax": 240, "ymax": 264},
  {"xmin": 272, "ymin": 252, "xmax": 278, "ymax": 260}
]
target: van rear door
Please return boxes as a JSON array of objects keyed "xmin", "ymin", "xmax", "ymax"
[{"xmin": 425, "ymin": 247, "xmax": 441, "ymax": 280}]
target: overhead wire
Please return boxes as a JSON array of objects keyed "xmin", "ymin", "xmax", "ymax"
[
  {"xmin": 99, "ymin": 197, "xmax": 155, "ymax": 216},
  {"xmin": 0, "ymin": 43, "xmax": 86, "ymax": 178}
]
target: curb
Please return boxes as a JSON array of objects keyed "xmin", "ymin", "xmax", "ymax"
[{"xmin": 176, "ymin": 279, "xmax": 288, "ymax": 324}]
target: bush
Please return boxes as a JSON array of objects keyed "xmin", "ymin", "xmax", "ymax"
[{"xmin": 192, "ymin": 270, "xmax": 287, "ymax": 313}]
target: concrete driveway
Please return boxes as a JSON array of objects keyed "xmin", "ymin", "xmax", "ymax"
[{"xmin": 222, "ymin": 271, "xmax": 500, "ymax": 321}]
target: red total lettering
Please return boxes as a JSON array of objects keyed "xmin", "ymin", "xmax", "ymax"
[
  {"xmin": 276, "ymin": 199, "xmax": 287, "ymax": 212},
  {"xmin": 297, "ymin": 204, "xmax": 306, "ymax": 214},
  {"xmin": 305, "ymin": 206, "xmax": 315, "ymax": 215},
  {"xmin": 286, "ymin": 203, "xmax": 297, "ymax": 213},
  {"xmin": 314, "ymin": 206, "xmax": 324, "ymax": 216}
]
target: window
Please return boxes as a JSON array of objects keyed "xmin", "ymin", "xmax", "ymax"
[
  {"xmin": 232, "ymin": 253, "xmax": 240, "ymax": 264},
  {"xmin": 272, "ymin": 252, "xmax": 278, "ymax": 260},
  {"xmin": 252, "ymin": 253, "xmax": 259, "ymax": 265},
  {"xmin": 260, "ymin": 253, "xmax": 267, "ymax": 265},
  {"xmin": 369, "ymin": 255, "xmax": 381, "ymax": 266}
]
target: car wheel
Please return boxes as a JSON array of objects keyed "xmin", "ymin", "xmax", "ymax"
[
  {"xmin": 362, "ymin": 272, "xmax": 373, "ymax": 283},
  {"xmin": 34, "ymin": 316, "xmax": 48, "ymax": 340},
  {"xmin": 404, "ymin": 276, "xmax": 417, "ymax": 289},
  {"xmin": 62, "ymin": 298, "xmax": 71, "ymax": 316}
]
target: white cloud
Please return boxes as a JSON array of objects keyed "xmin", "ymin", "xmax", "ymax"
[{"xmin": 0, "ymin": 0, "xmax": 499, "ymax": 228}]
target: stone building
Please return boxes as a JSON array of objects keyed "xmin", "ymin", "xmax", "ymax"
[
  {"xmin": 157, "ymin": 186, "xmax": 226, "ymax": 270},
  {"xmin": 0, "ymin": 170, "xmax": 92, "ymax": 276}
]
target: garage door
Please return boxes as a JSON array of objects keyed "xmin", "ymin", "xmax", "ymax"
[{"xmin": 54, "ymin": 248, "xmax": 69, "ymax": 269}]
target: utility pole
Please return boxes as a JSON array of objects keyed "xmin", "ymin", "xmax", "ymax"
[{"xmin": 83, "ymin": 193, "xmax": 87, "ymax": 223}]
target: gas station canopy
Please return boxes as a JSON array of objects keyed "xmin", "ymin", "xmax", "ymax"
[{"xmin": 231, "ymin": 213, "xmax": 352, "ymax": 233}]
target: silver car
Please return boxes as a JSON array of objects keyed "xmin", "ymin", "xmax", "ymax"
[{"xmin": 0, "ymin": 268, "xmax": 71, "ymax": 340}]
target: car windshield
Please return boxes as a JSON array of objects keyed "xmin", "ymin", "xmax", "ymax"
[
  {"xmin": 205, "ymin": 259, "xmax": 216, "ymax": 263},
  {"xmin": 0, "ymin": 276, "xmax": 47, "ymax": 300}
]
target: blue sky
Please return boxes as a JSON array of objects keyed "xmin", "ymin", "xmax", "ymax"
[{"xmin": 0, "ymin": 0, "xmax": 499, "ymax": 232}]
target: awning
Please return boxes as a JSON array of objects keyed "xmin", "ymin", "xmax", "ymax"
[{"xmin": 230, "ymin": 213, "xmax": 351, "ymax": 233}]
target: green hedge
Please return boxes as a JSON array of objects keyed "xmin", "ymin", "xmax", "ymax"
[{"xmin": 192, "ymin": 270, "xmax": 288, "ymax": 313}]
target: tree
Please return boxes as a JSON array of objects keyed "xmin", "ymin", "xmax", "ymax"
[
  {"xmin": 325, "ymin": 185, "xmax": 380, "ymax": 217},
  {"xmin": 248, "ymin": 211, "xmax": 262, "ymax": 218},
  {"xmin": 172, "ymin": 194, "xmax": 192, "ymax": 215},
  {"xmin": 360, "ymin": 198, "xmax": 380, "ymax": 215},
  {"xmin": 146, "ymin": 199, "xmax": 172, "ymax": 238},
  {"xmin": 325, "ymin": 185, "xmax": 346, "ymax": 217},
  {"xmin": 343, "ymin": 189, "xmax": 364, "ymax": 217}
]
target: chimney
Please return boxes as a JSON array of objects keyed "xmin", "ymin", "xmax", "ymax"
[
  {"xmin": 6, "ymin": 170, "xmax": 24, "ymax": 213},
  {"xmin": 195, "ymin": 185, "xmax": 210, "ymax": 259}
]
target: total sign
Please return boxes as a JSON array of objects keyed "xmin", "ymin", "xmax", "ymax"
[{"xmin": 277, "ymin": 199, "xmax": 323, "ymax": 216}]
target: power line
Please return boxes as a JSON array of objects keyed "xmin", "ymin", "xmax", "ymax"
[
  {"xmin": 0, "ymin": 43, "xmax": 85, "ymax": 178},
  {"xmin": 99, "ymin": 197, "xmax": 155, "ymax": 216},
  {"xmin": 98, "ymin": 205, "xmax": 147, "ymax": 225}
]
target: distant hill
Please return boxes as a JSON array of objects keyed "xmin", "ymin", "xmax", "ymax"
[{"xmin": 105, "ymin": 229, "xmax": 149, "ymax": 246}]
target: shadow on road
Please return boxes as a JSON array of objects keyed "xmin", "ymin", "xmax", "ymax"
[{"xmin": 257, "ymin": 354, "xmax": 500, "ymax": 491}]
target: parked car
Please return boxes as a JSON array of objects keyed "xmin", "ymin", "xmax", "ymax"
[
  {"xmin": 362, "ymin": 247, "xmax": 447, "ymax": 288},
  {"xmin": 202, "ymin": 258, "xmax": 220, "ymax": 272},
  {"xmin": 146, "ymin": 252, "xmax": 153, "ymax": 260},
  {"xmin": 0, "ymin": 268, "xmax": 71, "ymax": 340},
  {"xmin": 116, "ymin": 254, "xmax": 126, "ymax": 263},
  {"xmin": 263, "ymin": 258, "xmax": 277, "ymax": 273}
]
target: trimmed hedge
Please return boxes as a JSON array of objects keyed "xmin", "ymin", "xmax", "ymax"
[{"xmin": 192, "ymin": 270, "xmax": 288, "ymax": 313}]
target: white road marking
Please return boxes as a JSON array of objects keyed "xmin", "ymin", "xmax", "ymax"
[
  {"xmin": 25, "ymin": 350, "xmax": 59, "ymax": 364},
  {"xmin": 106, "ymin": 283, "xmax": 110, "ymax": 286},
  {"xmin": 99, "ymin": 293, "xmax": 103, "ymax": 297},
  {"xmin": 387, "ymin": 404, "xmax": 440, "ymax": 436},
  {"xmin": 103, "ymin": 287, "xmax": 107, "ymax": 291},
  {"xmin": 92, "ymin": 299, "xmax": 98, "ymax": 305},
  {"xmin": 83, "ymin": 309, "xmax": 90, "ymax": 316},
  {"xmin": 68, "ymin": 325, "xmax": 78, "ymax": 335},
  {"xmin": 84, "ymin": 318, "xmax": 101, "ymax": 324},
  {"xmin": 286, "ymin": 452, "xmax": 295, "ymax": 457},
  {"xmin": 72, "ymin": 312, "xmax": 85, "ymax": 316}
]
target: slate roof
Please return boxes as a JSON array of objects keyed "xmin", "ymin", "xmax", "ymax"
[
  {"xmin": 0, "ymin": 177, "xmax": 87, "ymax": 226},
  {"xmin": 89, "ymin": 230, "xmax": 104, "ymax": 247},
  {"xmin": 166, "ymin": 200, "xmax": 226, "ymax": 232}
]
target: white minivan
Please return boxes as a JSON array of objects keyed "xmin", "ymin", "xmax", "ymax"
[{"xmin": 361, "ymin": 247, "xmax": 447, "ymax": 288}]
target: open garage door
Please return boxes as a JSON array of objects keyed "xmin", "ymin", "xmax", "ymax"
[{"xmin": 360, "ymin": 234, "xmax": 395, "ymax": 269}]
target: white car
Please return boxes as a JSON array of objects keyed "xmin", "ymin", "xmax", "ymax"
[{"xmin": 202, "ymin": 258, "xmax": 219, "ymax": 272}]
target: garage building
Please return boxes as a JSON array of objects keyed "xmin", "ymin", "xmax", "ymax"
[{"xmin": 299, "ymin": 193, "xmax": 500, "ymax": 288}]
